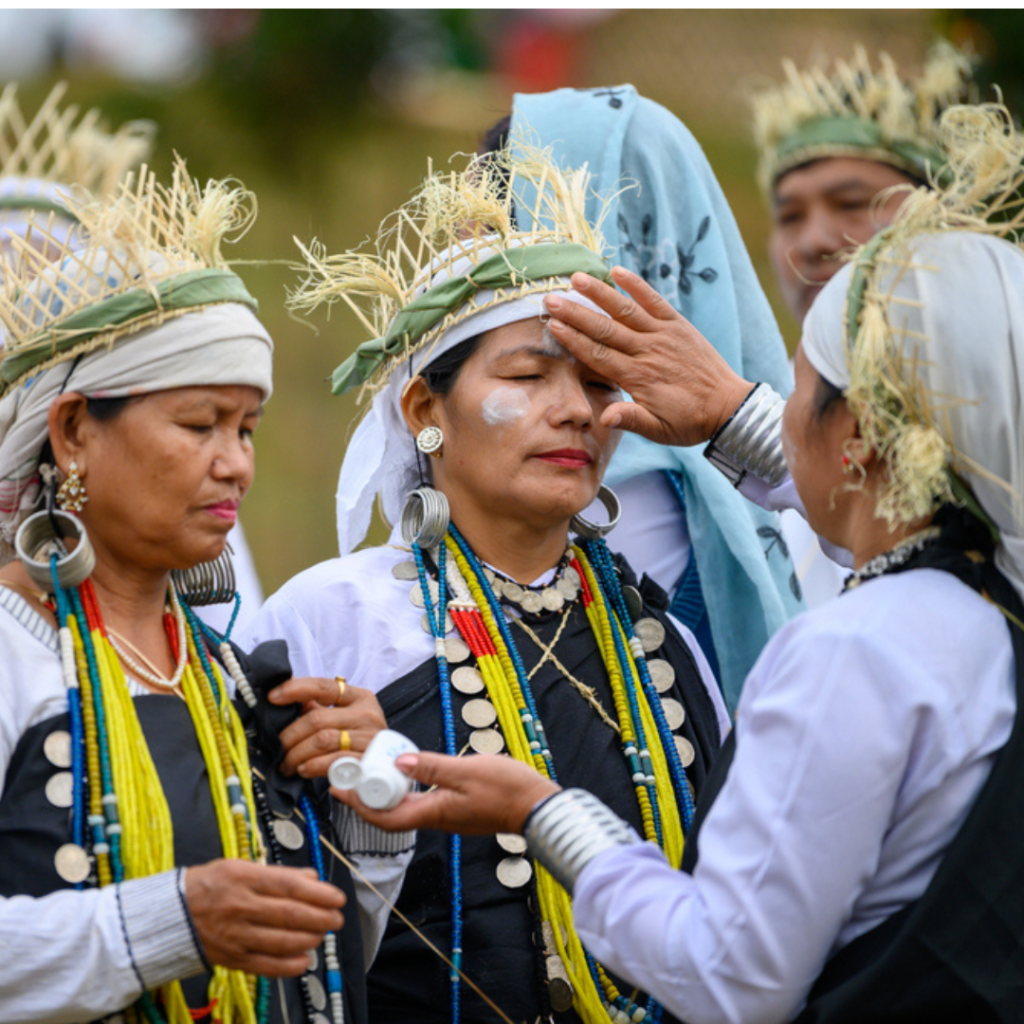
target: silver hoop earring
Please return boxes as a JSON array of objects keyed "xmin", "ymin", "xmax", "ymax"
[
  {"xmin": 569, "ymin": 485, "xmax": 621, "ymax": 540},
  {"xmin": 172, "ymin": 542, "xmax": 237, "ymax": 606},
  {"xmin": 416, "ymin": 426, "xmax": 443, "ymax": 458},
  {"xmin": 15, "ymin": 509, "xmax": 96, "ymax": 590},
  {"xmin": 401, "ymin": 487, "xmax": 450, "ymax": 549}
]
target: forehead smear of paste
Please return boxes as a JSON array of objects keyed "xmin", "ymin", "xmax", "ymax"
[
  {"xmin": 481, "ymin": 385, "xmax": 531, "ymax": 426},
  {"xmin": 541, "ymin": 323, "xmax": 575, "ymax": 364}
]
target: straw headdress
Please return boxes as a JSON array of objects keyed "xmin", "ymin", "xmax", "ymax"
[
  {"xmin": 823, "ymin": 101, "xmax": 1024, "ymax": 530},
  {"xmin": 289, "ymin": 142, "xmax": 613, "ymax": 399},
  {"xmin": 0, "ymin": 155, "xmax": 259, "ymax": 396},
  {"xmin": 752, "ymin": 42, "xmax": 977, "ymax": 195},
  {"xmin": 0, "ymin": 81, "xmax": 154, "ymax": 214}
]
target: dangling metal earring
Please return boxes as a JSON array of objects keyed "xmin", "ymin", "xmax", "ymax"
[
  {"xmin": 416, "ymin": 426, "xmax": 443, "ymax": 459},
  {"xmin": 171, "ymin": 541, "xmax": 237, "ymax": 606},
  {"xmin": 570, "ymin": 485, "xmax": 622, "ymax": 540},
  {"xmin": 15, "ymin": 464, "xmax": 95, "ymax": 591},
  {"xmin": 401, "ymin": 487, "xmax": 450, "ymax": 548},
  {"xmin": 56, "ymin": 460, "xmax": 87, "ymax": 512}
]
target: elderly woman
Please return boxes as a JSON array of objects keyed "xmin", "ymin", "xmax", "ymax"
[
  {"xmin": 241, "ymin": 149, "xmax": 729, "ymax": 1024},
  {"xmin": 0, "ymin": 163, "xmax": 401, "ymax": 1024},
  {"xmin": 339, "ymin": 106, "xmax": 1024, "ymax": 1022}
]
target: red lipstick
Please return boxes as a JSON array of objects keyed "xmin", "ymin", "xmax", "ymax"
[{"xmin": 534, "ymin": 448, "xmax": 593, "ymax": 468}]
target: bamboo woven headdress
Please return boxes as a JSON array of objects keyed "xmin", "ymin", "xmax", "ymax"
[
  {"xmin": 802, "ymin": 102, "xmax": 1024, "ymax": 593},
  {"xmin": 290, "ymin": 144, "xmax": 616, "ymax": 555},
  {"xmin": 290, "ymin": 143, "xmax": 613, "ymax": 399},
  {"xmin": 752, "ymin": 43, "xmax": 976, "ymax": 195},
  {"xmin": 0, "ymin": 156, "xmax": 273, "ymax": 556},
  {"xmin": 0, "ymin": 81, "xmax": 154, "ymax": 217},
  {"xmin": 0, "ymin": 155, "xmax": 260, "ymax": 396}
]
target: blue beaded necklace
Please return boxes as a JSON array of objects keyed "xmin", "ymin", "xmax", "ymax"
[{"xmin": 414, "ymin": 541, "xmax": 464, "ymax": 1024}]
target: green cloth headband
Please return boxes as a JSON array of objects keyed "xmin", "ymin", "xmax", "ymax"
[
  {"xmin": 330, "ymin": 241, "xmax": 612, "ymax": 395},
  {"xmin": 773, "ymin": 115, "xmax": 947, "ymax": 185},
  {"xmin": 1, "ymin": 267, "xmax": 257, "ymax": 387},
  {"xmin": 844, "ymin": 229, "xmax": 890, "ymax": 348},
  {"xmin": 0, "ymin": 194, "xmax": 77, "ymax": 220}
]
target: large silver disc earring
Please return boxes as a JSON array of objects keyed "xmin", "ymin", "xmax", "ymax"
[
  {"xmin": 16, "ymin": 509, "xmax": 96, "ymax": 590},
  {"xmin": 416, "ymin": 426, "xmax": 443, "ymax": 459},
  {"xmin": 172, "ymin": 542, "xmax": 237, "ymax": 606},
  {"xmin": 569, "ymin": 485, "xmax": 621, "ymax": 540},
  {"xmin": 401, "ymin": 487, "xmax": 450, "ymax": 548}
]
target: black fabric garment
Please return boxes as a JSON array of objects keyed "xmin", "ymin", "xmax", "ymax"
[
  {"xmin": 367, "ymin": 567, "xmax": 721, "ymax": 1024},
  {"xmin": 684, "ymin": 506, "xmax": 1024, "ymax": 1022},
  {"xmin": 0, "ymin": 638, "xmax": 367, "ymax": 1024}
]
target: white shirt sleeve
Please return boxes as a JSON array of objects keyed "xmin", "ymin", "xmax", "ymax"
[{"xmin": 0, "ymin": 869, "xmax": 204, "ymax": 1022}]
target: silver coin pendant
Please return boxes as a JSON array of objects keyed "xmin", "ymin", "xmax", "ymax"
[
  {"xmin": 496, "ymin": 855, "xmax": 533, "ymax": 888},
  {"xmin": 43, "ymin": 729, "xmax": 72, "ymax": 768}
]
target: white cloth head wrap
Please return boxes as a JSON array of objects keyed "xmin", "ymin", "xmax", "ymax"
[
  {"xmin": 0, "ymin": 301, "xmax": 273, "ymax": 547},
  {"xmin": 335, "ymin": 247, "xmax": 605, "ymax": 554},
  {"xmin": 803, "ymin": 231, "xmax": 1024, "ymax": 601}
]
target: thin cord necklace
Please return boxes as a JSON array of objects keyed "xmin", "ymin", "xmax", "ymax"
[{"xmin": 106, "ymin": 587, "xmax": 188, "ymax": 690}]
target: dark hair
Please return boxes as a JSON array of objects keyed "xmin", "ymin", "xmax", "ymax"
[
  {"xmin": 85, "ymin": 395, "xmax": 133, "ymax": 421},
  {"xmin": 420, "ymin": 335, "xmax": 484, "ymax": 395},
  {"xmin": 479, "ymin": 115, "xmax": 511, "ymax": 156},
  {"xmin": 812, "ymin": 373, "xmax": 845, "ymax": 418}
]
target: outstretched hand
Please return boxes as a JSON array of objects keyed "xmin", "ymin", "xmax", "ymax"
[
  {"xmin": 332, "ymin": 751, "xmax": 560, "ymax": 836},
  {"xmin": 545, "ymin": 267, "xmax": 753, "ymax": 446}
]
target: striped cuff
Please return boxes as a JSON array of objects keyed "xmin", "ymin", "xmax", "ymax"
[
  {"xmin": 703, "ymin": 383, "xmax": 788, "ymax": 488},
  {"xmin": 524, "ymin": 788, "xmax": 641, "ymax": 895},
  {"xmin": 334, "ymin": 804, "xmax": 416, "ymax": 856},
  {"xmin": 117, "ymin": 869, "xmax": 206, "ymax": 990}
]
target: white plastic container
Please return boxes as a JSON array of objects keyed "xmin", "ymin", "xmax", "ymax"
[{"xmin": 328, "ymin": 728, "xmax": 418, "ymax": 810}]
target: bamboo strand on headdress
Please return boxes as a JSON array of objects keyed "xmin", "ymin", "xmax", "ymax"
[
  {"xmin": 0, "ymin": 155, "xmax": 259, "ymax": 394},
  {"xmin": 289, "ymin": 140, "xmax": 615, "ymax": 399},
  {"xmin": 841, "ymin": 101, "xmax": 1024, "ymax": 527}
]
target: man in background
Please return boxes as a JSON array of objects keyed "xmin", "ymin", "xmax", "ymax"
[{"xmin": 752, "ymin": 43, "xmax": 977, "ymax": 325}]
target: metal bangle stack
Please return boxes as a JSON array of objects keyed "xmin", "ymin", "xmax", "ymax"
[
  {"xmin": 524, "ymin": 787, "xmax": 642, "ymax": 894},
  {"xmin": 703, "ymin": 383, "xmax": 788, "ymax": 488}
]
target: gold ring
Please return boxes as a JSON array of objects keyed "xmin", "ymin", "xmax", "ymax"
[
  {"xmin": 335, "ymin": 676, "xmax": 347, "ymax": 705},
  {"xmin": 339, "ymin": 729, "xmax": 351, "ymax": 752}
]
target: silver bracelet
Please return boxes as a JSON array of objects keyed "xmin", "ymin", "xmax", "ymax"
[
  {"xmin": 524, "ymin": 788, "xmax": 641, "ymax": 895},
  {"xmin": 703, "ymin": 383, "xmax": 788, "ymax": 488}
]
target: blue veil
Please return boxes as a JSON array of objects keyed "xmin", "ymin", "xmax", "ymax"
[{"xmin": 513, "ymin": 85, "xmax": 804, "ymax": 709}]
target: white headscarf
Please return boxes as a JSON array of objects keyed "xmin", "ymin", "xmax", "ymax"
[
  {"xmin": 335, "ymin": 247, "xmax": 605, "ymax": 555},
  {"xmin": 803, "ymin": 230, "xmax": 1024, "ymax": 601},
  {"xmin": 0, "ymin": 301, "xmax": 273, "ymax": 548}
]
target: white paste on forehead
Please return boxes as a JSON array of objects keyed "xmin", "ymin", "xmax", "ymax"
[
  {"xmin": 541, "ymin": 324, "xmax": 574, "ymax": 363},
  {"xmin": 481, "ymin": 385, "xmax": 531, "ymax": 425}
]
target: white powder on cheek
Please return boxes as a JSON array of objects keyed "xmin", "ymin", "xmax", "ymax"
[{"xmin": 481, "ymin": 385, "xmax": 531, "ymax": 425}]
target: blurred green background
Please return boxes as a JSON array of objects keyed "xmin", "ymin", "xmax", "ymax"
[{"xmin": 6, "ymin": 8, "xmax": 1019, "ymax": 594}]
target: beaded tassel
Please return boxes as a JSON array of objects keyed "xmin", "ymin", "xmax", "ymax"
[{"xmin": 414, "ymin": 542, "xmax": 463, "ymax": 1024}]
